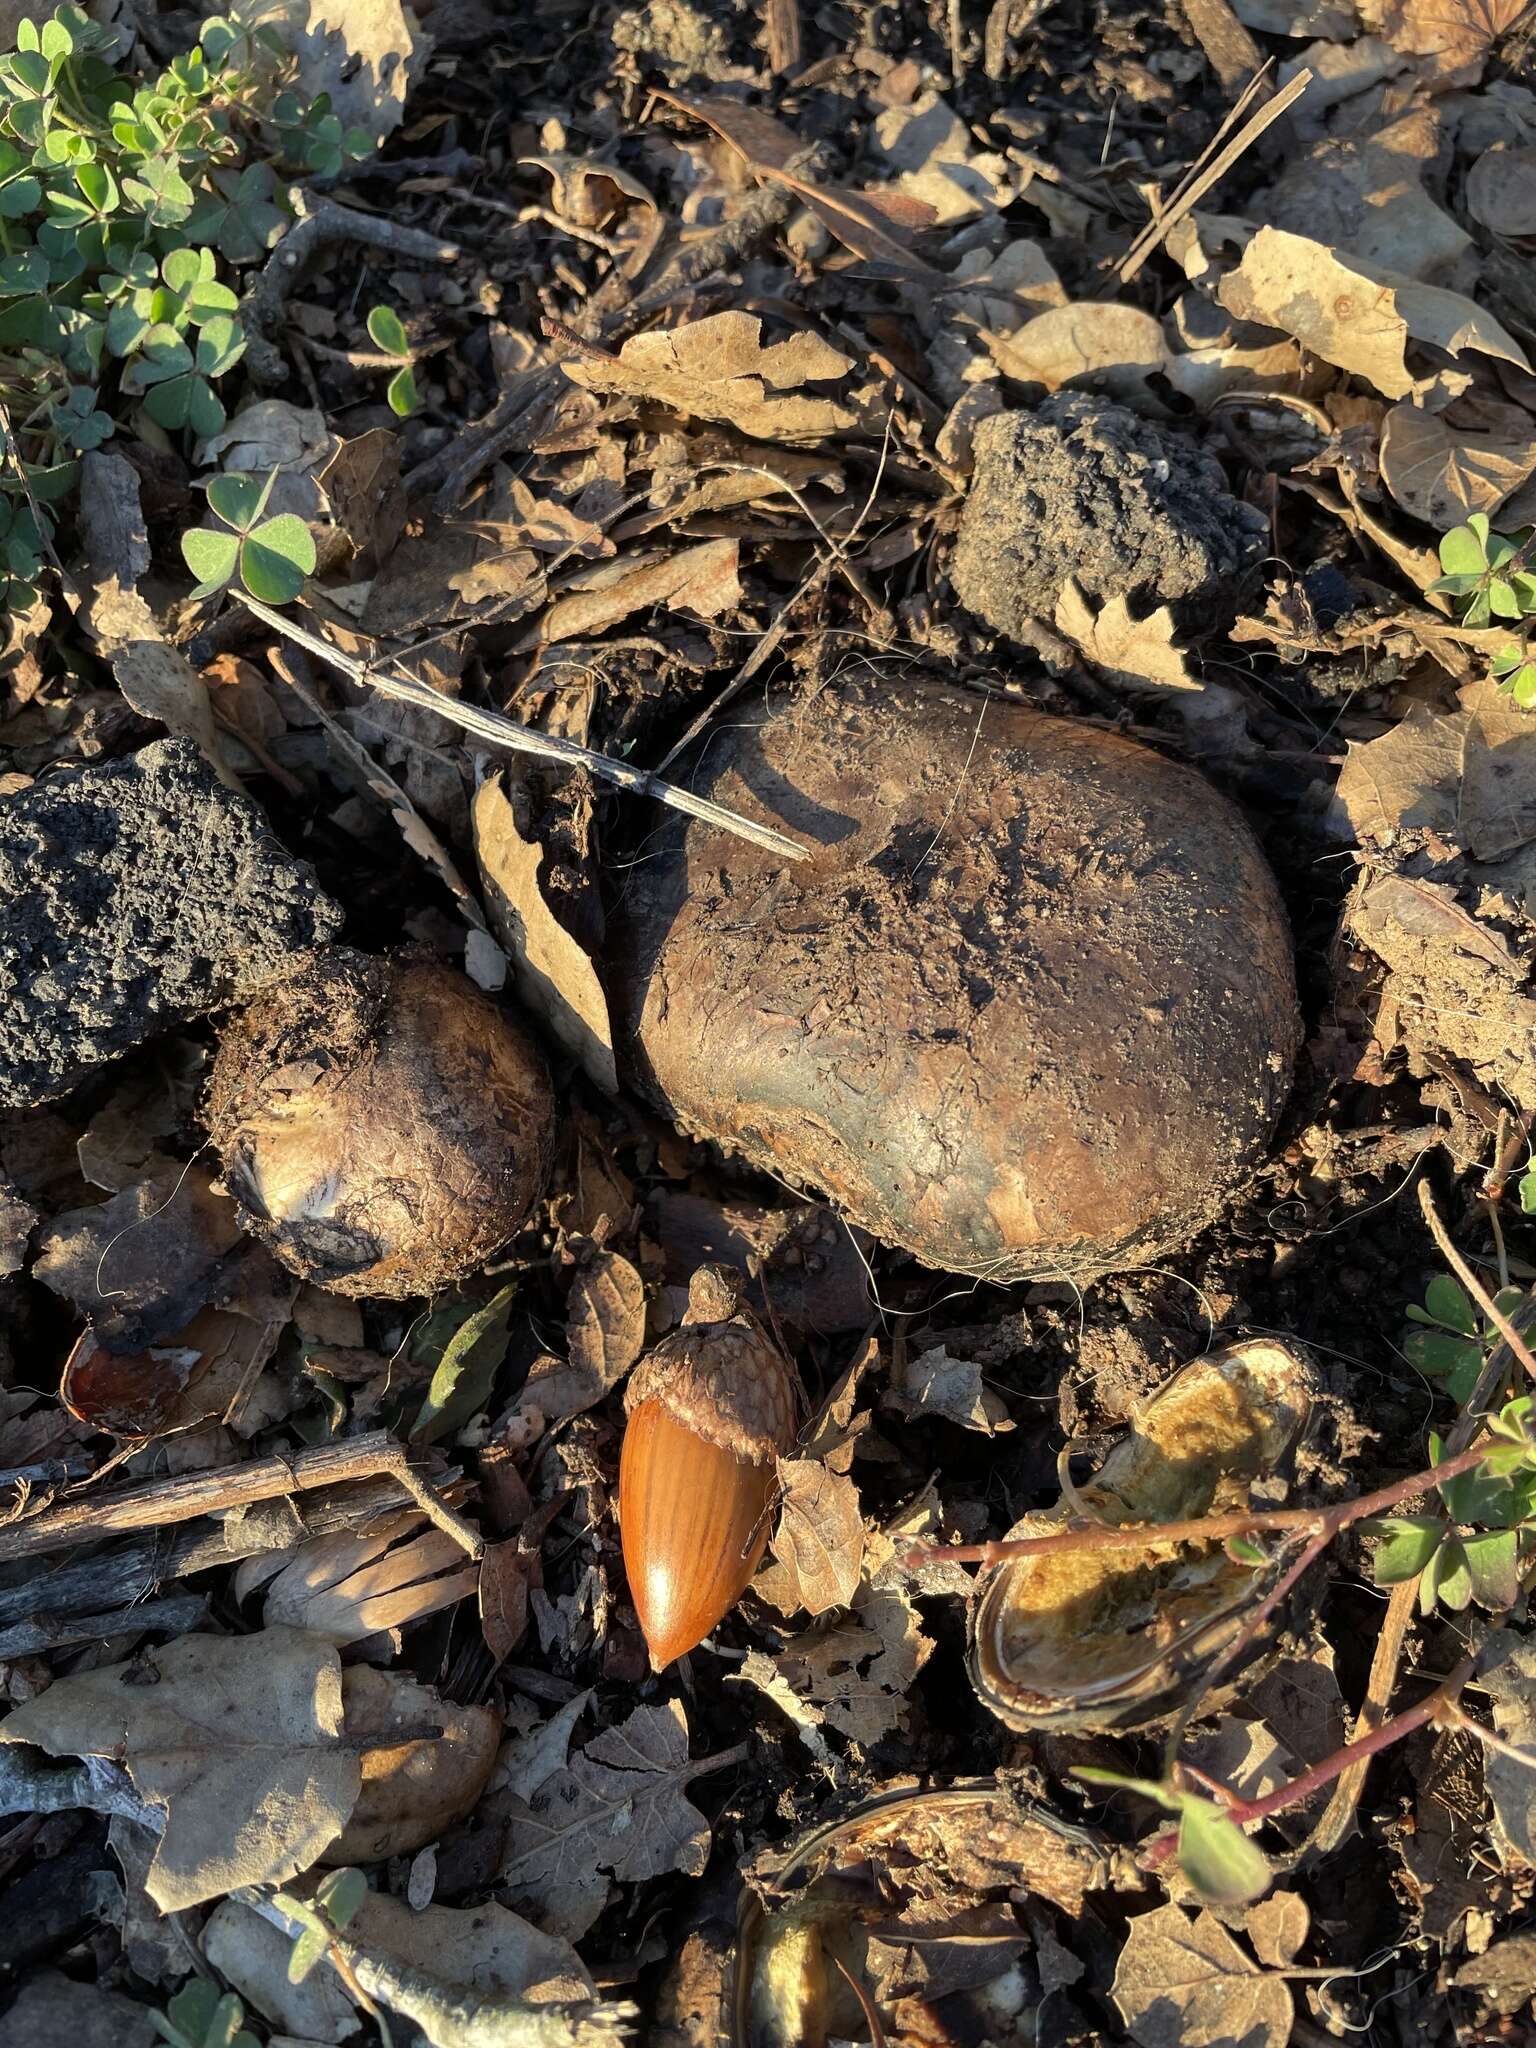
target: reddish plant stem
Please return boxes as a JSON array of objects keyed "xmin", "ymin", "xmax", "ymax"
[
  {"xmin": 1142, "ymin": 1652, "xmax": 1481, "ymax": 1866},
  {"xmin": 902, "ymin": 1440, "xmax": 1489, "ymax": 1571}
]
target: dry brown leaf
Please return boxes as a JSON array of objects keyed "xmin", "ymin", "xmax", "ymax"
[
  {"xmin": 653, "ymin": 90, "xmax": 945, "ymax": 277},
  {"xmin": 1254, "ymin": 108, "xmax": 1473, "ymax": 284},
  {"xmin": 883, "ymin": 1344, "xmax": 1015, "ymax": 1434},
  {"xmin": 34, "ymin": 1165, "xmax": 242, "ymax": 1350},
  {"xmin": 1113, "ymin": 1904, "xmax": 1292, "ymax": 2048},
  {"xmin": 246, "ymin": 0, "xmax": 426, "ymax": 147},
  {"xmin": 317, "ymin": 427, "xmax": 408, "ymax": 575},
  {"xmin": 1245, "ymin": 1892, "xmax": 1310, "ymax": 1969},
  {"xmin": 769, "ymin": 1458, "xmax": 866, "ymax": 1615},
  {"xmin": 983, "ymin": 302, "xmax": 1169, "ymax": 401},
  {"xmin": 503, "ymin": 477, "xmax": 610, "ymax": 556},
  {"xmin": 499, "ymin": 1701, "xmax": 738, "ymax": 1934},
  {"xmin": 327, "ymin": 1666, "xmax": 499, "ymax": 1864},
  {"xmin": 0, "ymin": 1627, "xmax": 360, "ymax": 1910},
  {"xmin": 1335, "ymin": 683, "xmax": 1536, "ymax": 862},
  {"xmin": 726, "ymin": 1650, "xmax": 835, "ymax": 1764},
  {"xmin": 1362, "ymin": 0, "xmax": 1528, "ymax": 83},
  {"xmin": 519, "ymin": 152, "xmax": 657, "ymax": 230},
  {"xmin": 534, "ymin": 538, "xmax": 743, "ymax": 641},
  {"xmin": 564, "ymin": 312, "xmax": 854, "ymax": 441},
  {"xmin": 78, "ymin": 451, "xmax": 233, "ymax": 781},
  {"xmin": 1217, "ymin": 225, "xmax": 1531, "ymax": 400},
  {"xmin": 567, "ymin": 1251, "xmax": 647, "ymax": 1388},
  {"xmin": 1468, "ymin": 146, "xmax": 1536, "ymax": 238},
  {"xmin": 1379, "ymin": 402, "xmax": 1536, "ymax": 525},
  {"xmin": 472, "ymin": 771, "xmax": 617, "ymax": 1094},
  {"xmin": 479, "ymin": 1538, "xmax": 534, "ymax": 1663},
  {"xmin": 1055, "ymin": 581, "xmax": 1202, "ymax": 693},
  {"xmin": 776, "ymin": 1584, "xmax": 933, "ymax": 1746},
  {"xmin": 514, "ymin": 1251, "xmax": 646, "ymax": 1428}
]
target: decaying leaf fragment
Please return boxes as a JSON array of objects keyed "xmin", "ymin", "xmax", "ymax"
[
  {"xmin": 1054, "ymin": 581, "xmax": 1203, "ymax": 694},
  {"xmin": 1112, "ymin": 1902, "xmax": 1292, "ymax": 2048},
  {"xmin": 768, "ymin": 1457, "xmax": 866, "ymax": 1615},
  {"xmin": 984, "ymin": 302, "xmax": 1168, "ymax": 401},
  {"xmin": 499, "ymin": 1701, "xmax": 743, "ymax": 1939},
  {"xmin": 563, "ymin": 312, "xmax": 856, "ymax": 441},
  {"xmin": 326, "ymin": 1666, "xmax": 500, "ymax": 1865},
  {"xmin": 882, "ymin": 1344, "xmax": 1014, "ymax": 1433},
  {"xmin": 970, "ymin": 1341, "xmax": 1321, "ymax": 1733},
  {"xmin": 0, "ymin": 1628, "xmax": 360, "ymax": 1909},
  {"xmin": 1216, "ymin": 226, "xmax": 1530, "ymax": 400},
  {"xmin": 532, "ymin": 539, "xmax": 743, "ymax": 643}
]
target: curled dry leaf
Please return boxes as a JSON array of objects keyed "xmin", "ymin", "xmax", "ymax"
[
  {"xmin": 1054, "ymin": 581, "xmax": 1202, "ymax": 694},
  {"xmin": 533, "ymin": 539, "xmax": 744, "ymax": 644},
  {"xmin": 768, "ymin": 1457, "xmax": 866, "ymax": 1615},
  {"xmin": 1379, "ymin": 402, "xmax": 1536, "ymax": 526},
  {"xmin": 326, "ymin": 1666, "xmax": 500, "ymax": 1864},
  {"xmin": 984, "ymin": 302, "xmax": 1168, "ymax": 401},
  {"xmin": 1216, "ymin": 225, "xmax": 1531, "ymax": 400},
  {"xmin": 883, "ymin": 1344, "xmax": 1015, "ymax": 1434},
  {"xmin": 473, "ymin": 771, "xmax": 618, "ymax": 1097},
  {"xmin": 563, "ymin": 311, "xmax": 855, "ymax": 442},
  {"xmin": 247, "ymin": 1517, "xmax": 480, "ymax": 1645},
  {"xmin": 0, "ymin": 1627, "xmax": 360, "ymax": 1910},
  {"xmin": 1112, "ymin": 1903, "xmax": 1292, "ymax": 2048}
]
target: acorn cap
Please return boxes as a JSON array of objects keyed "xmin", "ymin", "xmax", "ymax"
[{"xmin": 623, "ymin": 1263, "xmax": 797, "ymax": 1463}]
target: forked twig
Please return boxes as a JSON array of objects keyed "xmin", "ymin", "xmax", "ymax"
[{"xmin": 236, "ymin": 595, "xmax": 809, "ymax": 862}]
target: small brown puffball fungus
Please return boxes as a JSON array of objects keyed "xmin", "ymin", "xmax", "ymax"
[
  {"xmin": 614, "ymin": 675, "xmax": 1298, "ymax": 1282},
  {"xmin": 207, "ymin": 948, "xmax": 554, "ymax": 1299},
  {"xmin": 619, "ymin": 1266, "xmax": 799, "ymax": 1671}
]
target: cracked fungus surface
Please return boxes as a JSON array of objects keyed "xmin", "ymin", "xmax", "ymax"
[{"xmin": 615, "ymin": 675, "xmax": 1299, "ymax": 1281}]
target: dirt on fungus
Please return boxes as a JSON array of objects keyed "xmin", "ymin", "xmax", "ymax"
[
  {"xmin": 207, "ymin": 948, "xmax": 555, "ymax": 1299},
  {"xmin": 614, "ymin": 670, "xmax": 1299, "ymax": 1283}
]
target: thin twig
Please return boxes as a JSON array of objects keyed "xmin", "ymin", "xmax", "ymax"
[
  {"xmin": 1118, "ymin": 66, "xmax": 1310, "ymax": 282},
  {"xmin": 903, "ymin": 1439, "xmax": 1488, "ymax": 1570},
  {"xmin": 243, "ymin": 193, "xmax": 461, "ymax": 387},
  {"xmin": 237, "ymin": 596, "xmax": 810, "ymax": 862},
  {"xmin": 1418, "ymin": 1178, "xmax": 1536, "ymax": 1383},
  {"xmin": 1145, "ymin": 1653, "xmax": 1482, "ymax": 1862},
  {"xmin": 0, "ymin": 1431, "xmax": 476, "ymax": 1564}
]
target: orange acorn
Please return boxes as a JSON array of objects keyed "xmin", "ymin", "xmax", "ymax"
[{"xmin": 619, "ymin": 1266, "xmax": 798, "ymax": 1672}]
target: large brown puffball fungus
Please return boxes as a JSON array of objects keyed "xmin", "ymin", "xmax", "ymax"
[
  {"xmin": 615, "ymin": 677, "xmax": 1297, "ymax": 1281},
  {"xmin": 208, "ymin": 949, "xmax": 554, "ymax": 1298}
]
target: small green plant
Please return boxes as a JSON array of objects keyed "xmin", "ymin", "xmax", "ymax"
[
  {"xmin": 181, "ymin": 465, "xmax": 315, "ymax": 601},
  {"xmin": 1076, "ymin": 1767, "xmax": 1273, "ymax": 1904},
  {"xmin": 1366, "ymin": 1396, "xmax": 1536, "ymax": 1615},
  {"xmin": 285, "ymin": 1865, "xmax": 368, "ymax": 1982},
  {"xmin": 152, "ymin": 1979, "xmax": 258, "ymax": 2048},
  {"xmin": 366, "ymin": 301, "xmax": 416, "ymax": 416},
  {"xmin": 1401, "ymin": 1271, "xmax": 1522, "ymax": 1405},
  {"xmin": 0, "ymin": 2, "xmax": 364, "ymax": 613},
  {"xmin": 1432, "ymin": 514, "xmax": 1536, "ymax": 707}
]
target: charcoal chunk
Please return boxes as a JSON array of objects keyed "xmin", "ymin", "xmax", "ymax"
[
  {"xmin": 951, "ymin": 395, "xmax": 1267, "ymax": 636},
  {"xmin": 0, "ymin": 739, "xmax": 341, "ymax": 1107}
]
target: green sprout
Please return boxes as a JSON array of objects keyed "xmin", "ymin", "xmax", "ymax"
[
  {"xmin": 366, "ymin": 301, "xmax": 417, "ymax": 417},
  {"xmin": 152, "ymin": 1980, "xmax": 258, "ymax": 2048}
]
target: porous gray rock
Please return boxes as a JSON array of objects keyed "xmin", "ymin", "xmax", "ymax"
[
  {"xmin": 951, "ymin": 394, "xmax": 1268, "ymax": 637},
  {"xmin": 0, "ymin": 738, "xmax": 341, "ymax": 1108}
]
